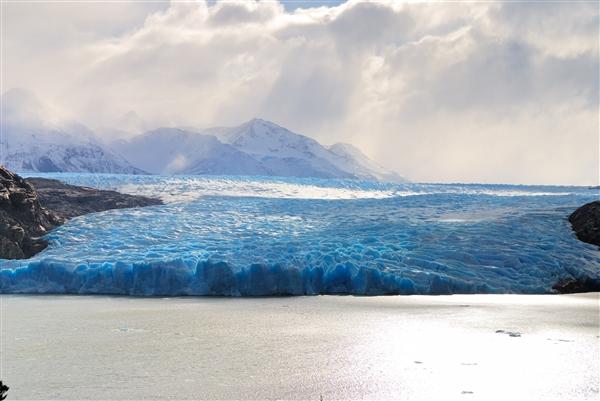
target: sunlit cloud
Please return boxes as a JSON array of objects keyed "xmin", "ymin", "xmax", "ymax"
[{"xmin": 2, "ymin": 0, "xmax": 598, "ymax": 184}]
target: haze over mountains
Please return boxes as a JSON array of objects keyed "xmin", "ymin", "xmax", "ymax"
[
  {"xmin": 1, "ymin": 89, "xmax": 143, "ymax": 175},
  {"xmin": 1, "ymin": 89, "xmax": 405, "ymax": 183}
]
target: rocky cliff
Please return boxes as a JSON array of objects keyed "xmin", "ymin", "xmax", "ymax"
[{"xmin": 0, "ymin": 166, "xmax": 63, "ymax": 259}]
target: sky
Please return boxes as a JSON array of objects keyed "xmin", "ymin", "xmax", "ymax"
[{"xmin": 1, "ymin": 0, "xmax": 598, "ymax": 185}]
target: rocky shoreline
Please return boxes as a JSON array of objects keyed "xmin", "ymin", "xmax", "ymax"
[
  {"xmin": 26, "ymin": 177, "xmax": 162, "ymax": 220},
  {"xmin": 0, "ymin": 166, "xmax": 162, "ymax": 259}
]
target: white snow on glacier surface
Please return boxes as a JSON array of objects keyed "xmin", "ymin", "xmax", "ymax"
[{"xmin": 1, "ymin": 173, "xmax": 599, "ymax": 296}]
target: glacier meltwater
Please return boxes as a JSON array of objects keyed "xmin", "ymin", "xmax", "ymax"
[{"xmin": 1, "ymin": 174, "xmax": 599, "ymax": 296}]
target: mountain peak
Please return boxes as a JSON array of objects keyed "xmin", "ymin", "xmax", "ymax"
[
  {"xmin": 330, "ymin": 142, "xmax": 361, "ymax": 153},
  {"xmin": 242, "ymin": 118, "xmax": 281, "ymax": 130},
  {"xmin": 225, "ymin": 118, "xmax": 294, "ymax": 145}
]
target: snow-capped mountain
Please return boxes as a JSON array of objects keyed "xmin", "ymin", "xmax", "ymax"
[
  {"xmin": 113, "ymin": 118, "xmax": 406, "ymax": 182},
  {"xmin": 217, "ymin": 119, "xmax": 354, "ymax": 179},
  {"xmin": 0, "ymin": 89, "xmax": 145, "ymax": 174},
  {"xmin": 328, "ymin": 142, "xmax": 406, "ymax": 183},
  {"xmin": 112, "ymin": 128, "xmax": 268, "ymax": 176},
  {"xmin": 1, "ymin": 88, "xmax": 405, "ymax": 181},
  {"xmin": 216, "ymin": 119, "xmax": 405, "ymax": 182}
]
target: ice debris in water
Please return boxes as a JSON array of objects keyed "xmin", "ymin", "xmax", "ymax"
[
  {"xmin": 496, "ymin": 330, "xmax": 522, "ymax": 337},
  {"xmin": 2, "ymin": 173, "xmax": 599, "ymax": 296}
]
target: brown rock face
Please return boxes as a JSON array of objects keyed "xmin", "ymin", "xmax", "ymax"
[
  {"xmin": 26, "ymin": 177, "xmax": 162, "ymax": 220},
  {"xmin": 0, "ymin": 166, "xmax": 64, "ymax": 259}
]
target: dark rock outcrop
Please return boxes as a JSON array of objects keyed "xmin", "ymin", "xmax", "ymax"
[
  {"xmin": 1, "ymin": 166, "xmax": 162, "ymax": 260},
  {"xmin": 26, "ymin": 177, "xmax": 162, "ymax": 219},
  {"xmin": 569, "ymin": 201, "xmax": 600, "ymax": 247},
  {"xmin": 0, "ymin": 167, "xmax": 63, "ymax": 259},
  {"xmin": 554, "ymin": 201, "xmax": 600, "ymax": 293},
  {"xmin": 552, "ymin": 276, "xmax": 600, "ymax": 294}
]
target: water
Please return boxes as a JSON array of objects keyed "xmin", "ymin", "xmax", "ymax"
[
  {"xmin": 1, "ymin": 174, "xmax": 598, "ymax": 295},
  {"xmin": 2, "ymin": 294, "xmax": 599, "ymax": 399}
]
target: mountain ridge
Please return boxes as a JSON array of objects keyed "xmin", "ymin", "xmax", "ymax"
[
  {"xmin": 1, "ymin": 89, "xmax": 406, "ymax": 183},
  {"xmin": 1, "ymin": 89, "xmax": 146, "ymax": 175},
  {"xmin": 112, "ymin": 118, "xmax": 406, "ymax": 182}
]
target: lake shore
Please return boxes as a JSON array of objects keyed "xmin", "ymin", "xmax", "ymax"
[{"xmin": 1, "ymin": 293, "xmax": 598, "ymax": 400}]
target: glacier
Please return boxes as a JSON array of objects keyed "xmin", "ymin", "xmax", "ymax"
[{"xmin": 1, "ymin": 173, "xmax": 599, "ymax": 296}]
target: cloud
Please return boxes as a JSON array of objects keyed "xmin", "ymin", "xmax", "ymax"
[
  {"xmin": 2, "ymin": 0, "xmax": 598, "ymax": 185},
  {"xmin": 166, "ymin": 154, "xmax": 190, "ymax": 174}
]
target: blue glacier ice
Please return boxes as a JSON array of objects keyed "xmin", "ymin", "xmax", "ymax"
[{"xmin": 1, "ymin": 173, "xmax": 599, "ymax": 296}]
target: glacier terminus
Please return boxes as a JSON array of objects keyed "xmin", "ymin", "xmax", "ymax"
[{"xmin": 1, "ymin": 173, "xmax": 598, "ymax": 296}]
